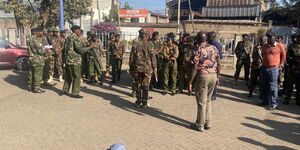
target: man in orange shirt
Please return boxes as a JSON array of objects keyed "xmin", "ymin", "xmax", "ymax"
[{"xmin": 258, "ymin": 34, "xmax": 286, "ymax": 110}]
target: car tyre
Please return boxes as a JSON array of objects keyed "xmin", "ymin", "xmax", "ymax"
[{"xmin": 16, "ymin": 57, "xmax": 29, "ymax": 71}]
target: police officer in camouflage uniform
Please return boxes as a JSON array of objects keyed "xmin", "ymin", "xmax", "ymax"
[
  {"xmin": 61, "ymin": 25, "xmax": 84, "ymax": 98},
  {"xmin": 129, "ymin": 31, "xmax": 157, "ymax": 108},
  {"xmin": 234, "ymin": 34, "xmax": 252, "ymax": 84},
  {"xmin": 87, "ymin": 32, "xmax": 104, "ymax": 85},
  {"xmin": 162, "ymin": 36, "xmax": 179, "ymax": 96},
  {"xmin": 49, "ymin": 27, "xmax": 64, "ymax": 82},
  {"xmin": 284, "ymin": 34, "xmax": 300, "ymax": 106},
  {"xmin": 183, "ymin": 36, "xmax": 196, "ymax": 95},
  {"xmin": 109, "ymin": 34, "xmax": 125, "ymax": 83},
  {"xmin": 248, "ymin": 36, "xmax": 267, "ymax": 98},
  {"xmin": 177, "ymin": 33, "xmax": 190, "ymax": 93},
  {"xmin": 27, "ymin": 27, "xmax": 48, "ymax": 93},
  {"xmin": 150, "ymin": 31, "xmax": 163, "ymax": 89}
]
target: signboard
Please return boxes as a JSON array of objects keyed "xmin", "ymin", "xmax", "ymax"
[{"xmin": 119, "ymin": 9, "xmax": 148, "ymax": 18}]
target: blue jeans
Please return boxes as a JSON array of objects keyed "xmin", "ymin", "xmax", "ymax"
[{"xmin": 259, "ymin": 67, "xmax": 279, "ymax": 107}]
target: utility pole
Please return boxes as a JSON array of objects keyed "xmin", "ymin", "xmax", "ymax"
[
  {"xmin": 97, "ymin": 0, "xmax": 101, "ymax": 23},
  {"xmin": 188, "ymin": 0, "xmax": 195, "ymax": 35},
  {"xmin": 59, "ymin": 0, "xmax": 64, "ymax": 30},
  {"xmin": 177, "ymin": 0, "xmax": 180, "ymax": 34},
  {"xmin": 117, "ymin": 0, "xmax": 121, "ymax": 31},
  {"xmin": 90, "ymin": 8, "xmax": 94, "ymax": 29},
  {"xmin": 165, "ymin": 0, "xmax": 169, "ymax": 17}
]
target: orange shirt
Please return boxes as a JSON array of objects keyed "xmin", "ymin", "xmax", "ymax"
[{"xmin": 262, "ymin": 43, "xmax": 286, "ymax": 68}]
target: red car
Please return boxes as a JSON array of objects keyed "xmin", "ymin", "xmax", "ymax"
[{"xmin": 0, "ymin": 39, "xmax": 29, "ymax": 70}]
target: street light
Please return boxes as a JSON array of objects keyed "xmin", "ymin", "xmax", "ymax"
[{"xmin": 59, "ymin": 0, "xmax": 64, "ymax": 30}]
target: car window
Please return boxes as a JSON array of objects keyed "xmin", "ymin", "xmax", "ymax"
[{"xmin": 0, "ymin": 40, "xmax": 10, "ymax": 49}]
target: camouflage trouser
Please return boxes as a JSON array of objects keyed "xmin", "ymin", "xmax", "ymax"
[
  {"xmin": 106, "ymin": 53, "xmax": 111, "ymax": 72},
  {"xmin": 234, "ymin": 58, "xmax": 250, "ymax": 81},
  {"xmin": 278, "ymin": 67, "xmax": 284, "ymax": 89},
  {"xmin": 178, "ymin": 63, "xmax": 188, "ymax": 91},
  {"xmin": 28, "ymin": 64, "xmax": 44, "ymax": 88},
  {"xmin": 284, "ymin": 67, "xmax": 300, "ymax": 104},
  {"xmin": 249, "ymin": 67, "xmax": 260, "ymax": 93},
  {"xmin": 162, "ymin": 60, "xmax": 178, "ymax": 93},
  {"xmin": 48, "ymin": 55, "xmax": 55, "ymax": 76},
  {"xmin": 81, "ymin": 52, "xmax": 88, "ymax": 77},
  {"xmin": 88, "ymin": 60, "xmax": 102, "ymax": 77},
  {"xmin": 132, "ymin": 72, "xmax": 151, "ymax": 104},
  {"xmin": 55, "ymin": 54, "xmax": 63, "ymax": 76}
]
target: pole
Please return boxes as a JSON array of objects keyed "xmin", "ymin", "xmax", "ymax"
[
  {"xmin": 90, "ymin": 8, "xmax": 94, "ymax": 29},
  {"xmin": 59, "ymin": 0, "xmax": 64, "ymax": 30},
  {"xmin": 177, "ymin": 0, "xmax": 180, "ymax": 34},
  {"xmin": 97, "ymin": 0, "xmax": 101, "ymax": 23},
  {"xmin": 188, "ymin": 0, "xmax": 195, "ymax": 35},
  {"xmin": 117, "ymin": 0, "xmax": 121, "ymax": 30},
  {"xmin": 165, "ymin": 0, "xmax": 169, "ymax": 17}
]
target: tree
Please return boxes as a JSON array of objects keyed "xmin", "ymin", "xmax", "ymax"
[
  {"xmin": 122, "ymin": 2, "xmax": 133, "ymax": 9},
  {"xmin": 263, "ymin": 0, "xmax": 300, "ymax": 27},
  {"xmin": 0, "ymin": 0, "xmax": 92, "ymax": 30}
]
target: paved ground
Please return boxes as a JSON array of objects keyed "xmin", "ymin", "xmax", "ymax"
[{"xmin": 0, "ymin": 68, "xmax": 299, "ymax": 150}]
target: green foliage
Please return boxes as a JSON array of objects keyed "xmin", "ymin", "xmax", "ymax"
[
  {"xmin": 122, "ymin": 2, "xmax": 133, "ymax": 9},
  {"xmin": 1, "ymin": 0, "xmax": 92, "ymax": 29},
  {"xmin": 257, "ymin": 28, "xmax": 266, "ymax": 37},
  {"xmin": 263, "ymin": 0, "xmax": 300, "ymax": 26}
]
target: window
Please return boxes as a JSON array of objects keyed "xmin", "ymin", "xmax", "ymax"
[{"xmin": 0, "ymin": 40, "xmax": 10, "ymax": 49}]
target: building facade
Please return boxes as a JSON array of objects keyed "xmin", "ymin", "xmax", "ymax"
[{"xmin": 168, "ymin": 0, "xmax": 268, "ymax": 21}]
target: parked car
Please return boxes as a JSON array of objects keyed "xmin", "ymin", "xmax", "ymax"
[{"xmin": 0, "ymin": 39, "xmax": 29, "ymax": 70}]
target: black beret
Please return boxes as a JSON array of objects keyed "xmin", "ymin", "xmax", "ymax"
[
  {"xmin": 71, "ymin": 25, "xmax": 81, "ymax": 31},
  {"xmin": 31, "ymin": 27, "xmax": 43, "ymax": 33}
]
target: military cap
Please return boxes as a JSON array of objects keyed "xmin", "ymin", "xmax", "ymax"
[
  {"xmin": 71, "ymin": 25, "xmax": 81, "ymax": 31},
  {"xmin": 152, "ymin": 31, "xmax": 159, "ymax": 37},
  {"xmin": 89, "ymin": 30, "xmax": 96, "ymax": 35},
  {"xmin": 31, "ymin": 27, "xmax": 43, "ymax": 33},
  {"xmin": 143, "ymin": 30, "xmax": 150, "ymax": 36}
]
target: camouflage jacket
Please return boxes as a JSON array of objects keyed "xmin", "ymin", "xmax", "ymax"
[
  {"xmin": 27, "ymin": 35, "xmax": 46, "ymax": 66},
  {"xmin": 129, "ymin": 40, "xmax": 157, "ymax": 74},
  {"xmin": 52, "ymin": 36, "xmax": 64, "ymax": 55},
  {"xmin": 63, "ymin": 33, "xmax": 84, "ymax": 66},
  {"xmin": 287, "ymin": 43, "xmax": 300, "ymax": 69},
  {"xmin": 87, "ymin": 38, "xmax": 103, "ymax": 63},
  {"xmin": 251, "ymin": 44, "xmax": 263, "ymax": 69},
  {"xmin": 235, "ymin": 40, "xmax": 252, "ymax": 59},
  {"xmin": 162, "ymin": 44, "xmax": 179, "ymax": 61},
  {"xmin": 151, "ymin": 39, "xmax": 163, "ymax": 53},
  {"xmin": 109, "ymin": 40, "xmax": 125, "ymax": 59},
  {"xmin": 183, "ymin": 45, "xmax": 197, "ymax": 65}
]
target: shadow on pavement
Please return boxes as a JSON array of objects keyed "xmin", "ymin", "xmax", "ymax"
[
  {"xmin": 218, "ymin": 75, "xmax": 300, "ymax": 115},
  {"xmin": 241, "ymin": 117, "xmax": 300, "ymax": 146},
  {"xmin": 81, "ymin": 84, "xmax": 192, "ymax": 128},
  {"xmin": 3, "ymin": 69, "xmax": 28, "ymax": 91},
  {"xmin": 238, "ymin": 137, "xmax": 297, "ymax": 150}
]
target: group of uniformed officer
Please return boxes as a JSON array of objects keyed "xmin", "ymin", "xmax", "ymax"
[{"xmin": 234, "ymin": 33, "xmax": 300, "ymax": 106}]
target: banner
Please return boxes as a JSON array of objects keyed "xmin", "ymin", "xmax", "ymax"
[{"xmin": 119, "ymin": 9, "xmax": 148, "ymax": 18}]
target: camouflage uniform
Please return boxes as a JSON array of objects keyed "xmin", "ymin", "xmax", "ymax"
[
  {"xmin": 278, "ymin": 42, "xmax": 287, "ymax": 90},
  {"xmin": 234, "ymin": 40, "xmax": 252, "ymax": 81},
  {"xmin": 109, "ymin": 40, "xmax": 125, "ymax": 82},
  {"xmin": 285, "ymin": 42, "xmax": 300, "ymax": 105},
  {"xmin": 87, "ymin": 38, "xmax": 104, "ymax": 82},
  {"xmin": 177, "ymin": 41, "xmax": 189, "ymax": 92},
  {"xmin": 51, "ymin": 36, "xmax": 64, "ymax": 76},
  {"xmin": 27, "ymin": 34, "xmax": 46, "ymax": 90},
  {"xmin": 62, "ymin": 33, "xmax": 84, "ymax": 96},
  {"xmin": 162, "ymin": 44, "xmax": 179, "ymax": 94},
  {"xmin": 150, "ymin": 39, "xmax": 163, "ymax": 89},
  {"xmin": 80, "ymin": 36, "xmax": 89, "ymax": 78},
  {"xmin": 42, "ymin": 35, "xmax": 52, "ymax": 81},
  {"xmin": 129, "ymin": 40, "xmax": 156, "ymax": 106},
  {"xmin": 249, "ymin": 44, "xmax": 263, "ymax": 95}
]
